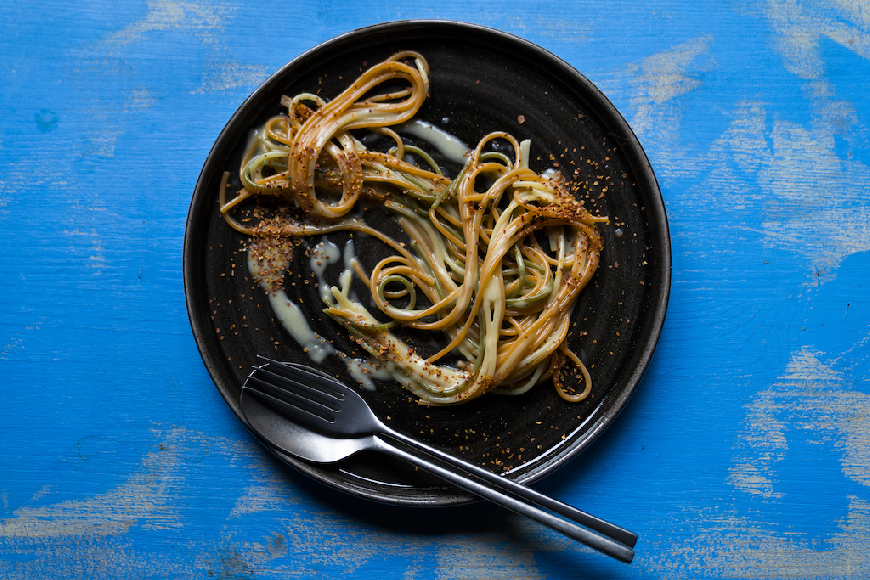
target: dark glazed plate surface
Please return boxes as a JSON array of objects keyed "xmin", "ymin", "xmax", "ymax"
[{"xmin": 184, "ymin": 20, "xmax": 671, "ymax": 506}]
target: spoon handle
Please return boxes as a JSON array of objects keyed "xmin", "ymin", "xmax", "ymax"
[
  {"xmin": 383, "ymin": 427, "xmax": 638, "ymax": 549},
  {"xmin": 372, "ymin": 435, "xmax": 634, "ymax": 563}
]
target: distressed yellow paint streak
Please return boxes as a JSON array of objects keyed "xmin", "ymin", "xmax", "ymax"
[
  {"xmin": 102, "ymin": 0, "xmax": 230, "ymax": 52},
  {"xmin": 625, "ymin": 35, "xmax": 716, "ymax": 187},
  {"xmin": 29, "ymin": 486, "xmax": 51, "ymax": 502},
  {"xmin": 728, "ymin": 461, "xmax": 782, "ymax": 498},
  {"xmin": 229, "ymin": 482, "xmax": 293, "ymax": 518},
  {"xmin": 63, "ymin": 229, "xmax": 106, "ymax": 272},
  {"xmin": 717, "ymin": 101, "xmax": 770, "ymax": 177},
  {"xmin": 760, "ymin": 0, "xmax": 870, "ymax": 78},
  {"xmin": 124, "ymin": 88, "xmax": 157, "ymax": 113},
  {"xmin": 628, "ymin": 35, "xmax": 714, "ymax": 142},
  {"xmin": 0, "ymin": 425, "xmax": 309, "ymax": 577},
  {"xmin": 503, "ymin": 15, "xmax": 592, "ymax": 45},
  {"xmin": 759, "ymin": 120, "xmax": 870, "ymax": 282},
  {"xmin": 72, "ymin": 1, "xmax": 234, "ymax": 158},
  {"xmin": 0, "ymin": 427, "xmax": 255, "ymax": 539},
  {"xmin": 1, "ymin": 316, "xmax": 45, "ymax": 359},
  {"xmin": 745, "ymin": 0, "xmax": 870, "ymax": 279},
  {"xmin": 224, "ymin": 474, "xmax": 573, "ymax": 576},
  {"xmin": 77, "ymin": 87, "xmax": 159, "ymax": 159},
  {"xmin": 666, "ymin": 1, "xmax": 870, "ymax": 283},
  {"xmin": 433, "ymin": 536, "xmax": 545, "ymax": 579},
  {"xmin": 193, "ymin": 61, "xmax": 270, "ymax": 94},
  {"xmin": 0, "ymin": 419, "xmax": 574, "ymax": 576},
  {"xmin": 730, "ymin": 348, "xmax": 870, "ymax": 493},
  {"xmin": 0, "ymin": 430, "xmax": 182, "ymax": 538},
  {"xmin": 0, "ymin": 161, "xmax": 69, "ymax": 212},
  {"xmin": 662, "ymin": 344, "xmax": 870, "ymax": 576},
  {"xmin": 696, "ymin": 96, "xmax": 870, "ymax": 282},
  {"xmin": 663, "ymin": 499, "xmax": 870, "ymax": 578}
]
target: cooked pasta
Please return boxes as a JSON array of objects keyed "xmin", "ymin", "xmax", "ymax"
[{"xmin": 219, "ymin": 51, "xmax": 605, "ymax": 405}]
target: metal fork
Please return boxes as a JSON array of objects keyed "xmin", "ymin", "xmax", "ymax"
[{"xmin": 242, "ymin": 357, "xmax": 637, "ymax": 563}]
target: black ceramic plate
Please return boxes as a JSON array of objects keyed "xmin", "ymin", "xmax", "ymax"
[{"xmin": 184, "ymin": 20, "xmax": 670, "ymax": 506}]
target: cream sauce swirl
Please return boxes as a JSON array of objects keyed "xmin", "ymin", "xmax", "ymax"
[
  {"xmin": 248, "ymin": 237, "xmax": 394, "ymax": 391},
  {"xmin": 398, "ymin": 119, "xmax": 470, "ymax": 164}
]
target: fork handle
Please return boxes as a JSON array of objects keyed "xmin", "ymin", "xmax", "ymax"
[
  {"xmin": 381, "ymin": 427, "xmax": 638, "ymax": 549},
  {"xmin": 371, "ymin": 435, "xmax": 634, "ymax": 563}
]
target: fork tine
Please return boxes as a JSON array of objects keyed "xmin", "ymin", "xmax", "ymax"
[
  {"xmin": 258, "ymin": 366, "xmax": 342, "ymax": 408},
  {"xmin": 258, "ymin": 356, "xmax": 351, "ymax": 399},
  {"xmin": 245, "ymin": 369, "xmax": 337, "ymax": 425},
  {"xmin": 245, "ymin": 376, "xmax": 334, "ymax": 428},
  {"xmin": 252, "ymin": 359, "xmax": 383, "ymax": 437}
]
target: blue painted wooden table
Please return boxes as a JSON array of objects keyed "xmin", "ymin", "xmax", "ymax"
[{"xmin": 3, "ymin": 1, "xmax": 869, "ymax": 578}]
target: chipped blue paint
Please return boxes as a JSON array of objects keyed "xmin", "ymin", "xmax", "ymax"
[{"xmin": 2, "ymin": 0, "xmax": 869, "ymax": 578}]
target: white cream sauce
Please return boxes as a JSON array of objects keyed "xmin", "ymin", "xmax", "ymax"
[
  {"xmin": 345, "ymin": 358, "xmax": 394, "ymax": 392},
  {"xmin": 398, "ymin": 119, "xmax": 470, "ymax": 165},
  {"xmin": 310, "ymin": 239, "xmax": 341, "ymax": 302},
  {"xmin": 248, "ymin": 238, "xmax": 394, "ymax": 391},
  {"xmin": 266, "ymin": 291, "xmax": 336, "ymax": 363},
  {"xmin": 247, "ymin": 245, "xmax": 337, "ymax": 364}
]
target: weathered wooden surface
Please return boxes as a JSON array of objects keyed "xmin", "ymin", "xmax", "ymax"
[{"xmin": 2, "ymin": 1, "xmax": 869, "ymax": 578}]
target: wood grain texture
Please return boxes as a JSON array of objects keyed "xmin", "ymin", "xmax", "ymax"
[{"xmin": 2, "ymin": 0, "xmax": 869, "ymax": 578}]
